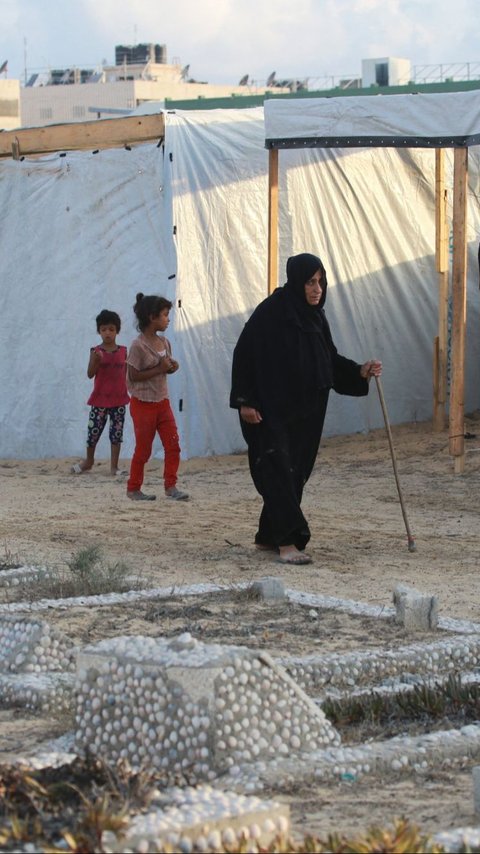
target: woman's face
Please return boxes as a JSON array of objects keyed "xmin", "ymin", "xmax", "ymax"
[{"xmin": 304, "ymin": 269, "xmax": 323, "ymax": 306}]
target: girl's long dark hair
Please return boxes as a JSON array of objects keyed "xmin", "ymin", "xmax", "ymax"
[{"xmin": 133, "ymin": 293, "xmax": 172, "ymax": 331}]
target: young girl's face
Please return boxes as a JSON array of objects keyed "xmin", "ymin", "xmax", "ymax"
[
  {"xmin": 99, "ymin": 324, "xmax": 118, "ymax": 347},
  {"xmin": 152, "ymin": 308, "xmax": 170, "ymax": 332}
]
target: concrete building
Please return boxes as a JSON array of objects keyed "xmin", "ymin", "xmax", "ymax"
[
  {"xmin": 13, "ymin": 48, "xmax": 475, "ymax": 127},
  {"xmin": 0, "ymin": 78, "xmax": 20, "ymax": 129},
  {"xmin": 361, "ymin": 56, "xmax": 412, "ymax": 88},
  {"xmin": 19, "ymin": 44, "xmax": 288, "ymax": 128}
]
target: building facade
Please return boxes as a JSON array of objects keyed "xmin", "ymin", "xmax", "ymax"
[
  {"xmin": 20, "ymin": 57, "xmax": 288, "ymax": 128},
  {"xmin": 0, "ymin": 79, "xmax": 20, "ymax": 130}
]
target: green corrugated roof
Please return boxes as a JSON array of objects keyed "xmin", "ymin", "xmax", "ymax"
[{"xmin": 164, "ymin": 78, "xmax": 480, "ymax": 111}]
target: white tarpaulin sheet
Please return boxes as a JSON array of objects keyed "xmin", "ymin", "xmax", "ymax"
[
  {"xmin": 264, "ymin": 90, "xmax": 480, "ymax": 148},
  {"xmin": 1, "ymin": 103, "xmax": 480, "ymax": 461}
]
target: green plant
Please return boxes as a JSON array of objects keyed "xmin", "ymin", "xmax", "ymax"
[
  {"xmin": 66, "ymin": 545, "xmax": 103, "ymax": 581},
  {"xmin": 305, "ymin": 818, "xmax": 446, "ymax": 852},
  {"xmin": 3, "ymin": 546, "xmax": 144, "ymax": 603},
  {"xmin": 322, "ymin": 674, "xmax": 480, "ymax": 741}
]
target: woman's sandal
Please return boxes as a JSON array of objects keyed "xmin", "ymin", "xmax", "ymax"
[
  {"xmin": 276, "ymin": 553, "xmax": 312, "ymax": 565},
  {"xmin": 70, "ymin": 463, "xmax": 84, "ymax": 474}
]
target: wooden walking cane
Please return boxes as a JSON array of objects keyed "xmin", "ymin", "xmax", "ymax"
[{"xmin": 375, "ymin": 376, "xmax": 416, "ymax": 552}]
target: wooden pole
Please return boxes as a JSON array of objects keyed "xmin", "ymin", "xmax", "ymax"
[
  {"xmin": 449, "ymin": 147, "xmax": 468, "ymax": 474},
  {"xmin": 267, "ymin": 148, "xmax": 279, "ymax": 295},
  {"xmin": 375, "ymin": 377, "xmax": 416, "ymax": 552},
  {"xmin": 433, "ymin": 149, "xmax": 449, "ymax": 431}
]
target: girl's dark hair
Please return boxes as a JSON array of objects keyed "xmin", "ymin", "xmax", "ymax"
[
  {"xmin": 96, "ymin": 309, "xmax": 121, "ymax": 332},
  {"xmin": 133, "ymin": 293, "xmax": 172, "ymax": 331}
]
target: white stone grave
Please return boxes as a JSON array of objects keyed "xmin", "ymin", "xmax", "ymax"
[{"xmin": 75, "ymin": 632, "xmax": 340, "ymax": 780}]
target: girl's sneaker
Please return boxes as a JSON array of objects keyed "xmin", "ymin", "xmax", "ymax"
[
  {"xmin": 165, "ymin": 486, "xmax": 189, "ymax": 501},
  {"xmin": 127, "ymin": 490, "xmax": 156, "ymax": 501}
]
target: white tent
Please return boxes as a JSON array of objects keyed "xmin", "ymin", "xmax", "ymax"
[
  {"xmin": 264, "ymin": 90, "xmax": 480, "ymax": 471},
  {"xmin": 1, "ymin": 103, "xmax": 479, "ymax": 461}
]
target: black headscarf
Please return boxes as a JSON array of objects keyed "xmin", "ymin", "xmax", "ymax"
[
  {"xmin": 284, "ymin": 253, "xmax": 327, "ymax": 313},
  {"xmin": 283, "ymin": 253, "xmax": 335, "ymax": 397}
]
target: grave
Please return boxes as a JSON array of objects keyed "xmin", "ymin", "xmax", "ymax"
[{"xmin": 75, "ymin": 632, "xmax": 340, "ymax": 779}]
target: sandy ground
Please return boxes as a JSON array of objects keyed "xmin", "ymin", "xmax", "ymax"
[
  {"xmin": 2, "ymin": 414, "xmax": 480, "ymax": 619},
  {"xmin": 1, "ymin": 414, "xmax": 480, "ymax": 841}
]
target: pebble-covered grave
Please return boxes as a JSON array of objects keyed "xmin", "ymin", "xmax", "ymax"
[{"xmin": 1, "ymin": 568, "xmax": 480, "ymax": 852}]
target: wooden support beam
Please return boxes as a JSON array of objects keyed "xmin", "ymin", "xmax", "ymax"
[
  {"xmin": 433, "ymin": 148, "xmax": 449, "ymax": 431},
  {"xmin": 0, "ymin": 113, "xmax": 165, "ymax": 159},
  {"xmin": 267, "ymin": 148, "xmax": 279, "ymax": 295},
  {"xmin": 449, "ymin": 147, "xmax": 468, "ymax": 473},
  {"xmin": 11, "ymin": 137, "xmax": 20, "ymax": 160}
]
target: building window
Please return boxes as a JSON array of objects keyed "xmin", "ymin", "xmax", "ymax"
[
  {"xmin": 0, "ymin": 99, "xmax": 19, "ymax": 116},
  {"xmin": 375, "ymin": 63, "xmax": 389, "ymax": 87},
  {"xmin": 72, "ymin": 105, "xmax": 86, "ymax": 118},
  {"xmin": 39, "ymin": 107, "xmax": 53, "ymax": 119}
]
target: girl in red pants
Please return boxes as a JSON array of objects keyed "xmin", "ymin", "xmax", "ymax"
[{"xmin": 126, "ymin": 293, "xmax": 188, "ymax": 502}]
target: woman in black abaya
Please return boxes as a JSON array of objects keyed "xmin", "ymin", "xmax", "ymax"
[{"xmin": 230, "ymin": 252, "xmax": 382, "ymax": 565}]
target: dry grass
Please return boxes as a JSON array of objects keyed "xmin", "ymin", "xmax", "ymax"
[
  {"xmin": 0, "ymin": 540, "xmax": 21, "ymax": 572},
  {"xmin": 0, "ymin": 759, "xmax": 454, "ymax": 853}
]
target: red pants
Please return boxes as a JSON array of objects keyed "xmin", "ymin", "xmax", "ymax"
[{"xmin": 127, "ymin": 397, "xmax": 181, "ymax": 492}]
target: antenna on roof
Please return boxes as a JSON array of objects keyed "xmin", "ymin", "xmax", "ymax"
[
  {"xmin": 0, "ymin": 60, "xmax": 7, "ymax": 76},
  {"xmin": 239, "ymin": 74, "xmax": 249, "ymax": 85},
  {"xmin": 180, "ymin": 64, "xmax": 190, "ymax": 81},
  {"xmin": 266, "ymin": 71, "xmax": 276, "ymax": 87}
]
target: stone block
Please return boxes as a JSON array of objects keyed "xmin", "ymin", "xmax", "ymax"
[
  {"xmin": 75, "ymin": 633, "xmax": 340, "ymax": 780},
  {"xmin": 393, "ymin": 583, "xmax": 413, "ymax": 623},
  {"xmin": 393, "ymin": 584, "xmax": 438, "ymax": 630},
  {"xmin": 473, "ymin": 765, "xmax": 480, "ymax": 815},
  {"xmin": 252, "ymin": 576, "xmax": 285, "ymax": 602}
]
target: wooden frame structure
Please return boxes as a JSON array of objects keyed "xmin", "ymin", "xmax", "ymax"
[
  {"xmin": 433, "ymin": 149, "xmax": 449, "ymax": 433},
  {"xmin": 265, "ymin": 95, "xmax": 474, "ymax": 473},
  {"xmin": 0, "ymin": 113, "xmax": 165, "ymax": 159}
]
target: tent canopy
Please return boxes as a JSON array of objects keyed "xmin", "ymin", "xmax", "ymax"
[{"xmin": 264, "ymin": 90, "xmax": 480, "ymax": 149}]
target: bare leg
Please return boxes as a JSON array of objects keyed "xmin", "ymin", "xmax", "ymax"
[
  {"xmin": 110, "ymin": 443, "xmax": 121, "ymax": 475},
  {"xmin": 72, "ymin": 446, "xmax": 95, "ymax": 474}
]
